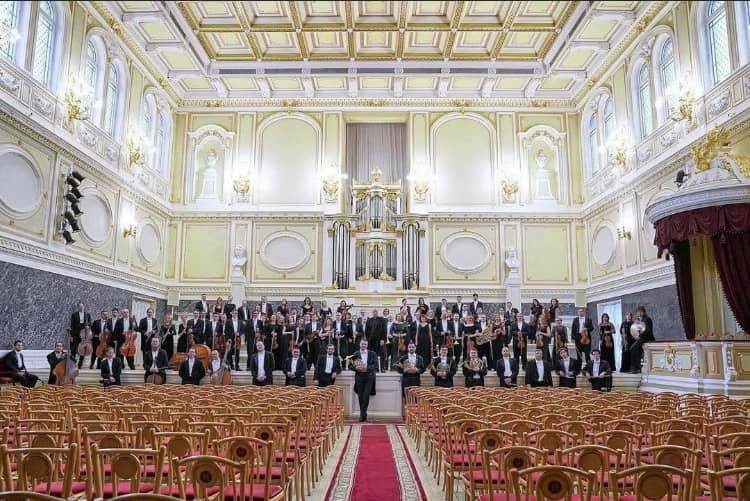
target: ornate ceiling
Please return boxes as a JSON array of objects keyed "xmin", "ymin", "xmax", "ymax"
[{"xmin": 92, "ymin": 1, "xmax": 659, "ymax": 107}]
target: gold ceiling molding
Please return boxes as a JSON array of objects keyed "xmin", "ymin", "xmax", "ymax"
[
  {"xmin": 90, "ymin": 2, "xmax": 181, "ymax": 104},
  {"xmin": 575, "ymin": 1, "xmax": 668, "ymax": 106}
]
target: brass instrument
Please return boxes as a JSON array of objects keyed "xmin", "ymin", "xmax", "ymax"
[
  {"xmin": 432, "ymin": 358, "xmax": 451, "ymax": 378},
  {"xmin": 344, "ymin": 354, "xmax": 367, "ymax": 372},
  {"xmin": 394, "ymin": 356, "xmax": 415, "ymax": 371},
  {"xmin": 463, "ymin": 357, "xmax": 486, "ymax": 371},
  {"xmin": 474, "ymin": 323, "xmax": 495, "ymax": 346}
]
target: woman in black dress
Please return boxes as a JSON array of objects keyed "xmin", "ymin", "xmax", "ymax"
[
  {"xmin": 337, "ymin": 300, "xmax": 351, "ymax": 315},
  {"xmin": 277, "ymin": 298, "xmax": 289, "ymax": 317},
  {"xmin": 319, "ymin": 300, "xmax": 333, "ymax": 321},
  {"xmin": 415, "ymin": 313, "xmax": 433, "ymax": 363},
  {"xmin": 390, "ymin": 314, "xmax": 409, "ymax": 369},
  {"xmin": 530, "ymin": 299, "xmax": 543, "ymax": 328},
  {"xmin": 549, "ymin": 298, "xmax": 560, "ymax": 323},
  {"xmin": 599, "ymin": 313, "xmax": 616, "ymax": 369},
  {"xmin": 416, "ymin": 297, "xmax": 429, "ymax": 316},
  {"xmin": 619, "ymin": 311, "xmax": 634, "ymax": 372},
  {"xmin": 301, "ymin": 297, "xmax": 314, "ymax": 317}
]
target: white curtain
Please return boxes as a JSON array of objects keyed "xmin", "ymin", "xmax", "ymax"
[{"xmin": 345, "ymin": 123, "xmax": 408, "ymax": 183}]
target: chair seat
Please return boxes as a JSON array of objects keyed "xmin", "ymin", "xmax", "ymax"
[
  {"xmin": 34, "ymin": 480, "xmax": 87, "ymax": 496},
  {"xmin": 102, "ymin": 481, "xmax": 154, "ymax": 497},
  {"xmin": 478, "ymin": 495, "xmax": 515, "ymax": 501},
  {"xmin": 451, "ymin": 454, "xmax": 481, "ymax": 467},
  {"xmin": 161, "ymin": 483, "xmax": 221, "ymax": 498},
  {"xmin": 223, "ymin": 483, "xmax": 284, "ymax": 500},
  {"xmin": 462, "ymin": 469, "xmax": 505, "ymax": 484},
  {"xmin": 143, "ymin": 463, "xmax": 171, "ymax": 475}
]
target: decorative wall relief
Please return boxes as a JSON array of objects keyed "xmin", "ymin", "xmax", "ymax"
[
  {"xmin": 0, "ymin": 146, "xmax": 43, "ymax": 219},
  {"xmin": 185, "ymin": 125, "xmax": 234, "ymax": 205},
  {"xmin": 518, "ymin": 125, "xmax": 567, "ymax": 205}
]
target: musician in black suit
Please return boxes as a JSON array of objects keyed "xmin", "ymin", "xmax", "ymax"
[
  {"xmin": 430, "ymin": 345, "xmax": 456, "ymax": 388},
  {"xmin": 70, "ymin": 303, "xmax": 91, "ymax": 356},
  {"xmin": 583, "ymin": 349, "xmax": 612, "ymax": 391},
  {"xmin": 249, "ymin": 340, "xmax": 274, "ymax": 386},
  {"xmin": 224, "ymin": 295, "xmax": 236, "ymax": 317},
  {"xmin": 1, "ymin": 340, "xmax": 39, "ymax": 387},
  {"xmin": 434, "ymin": 298, "xmax": 450, "ymax": 321},
  {"xmin": 333, "ymin": 313, "xmax": 353, "ymax": 358},
  {"xmin": 525, "ymin": 348, "xmax": 553, "ymax": 388},
  {"xmin": 186, "ymin": 310, "xmax": 204, "ymax": 337},
  {"xmin": 284, "ymin": 346, "xmax": 307, "ymax": 387},
  {"xmin": 350, "ymin": 340, "xmax": 378, "ymax": 422},
  {"xmin": 46, "ymin": 341, "xmax": 66, "ymax": 384},
  {"xmin": 509, "ymin": 312, "xmax": 531, "ymax": 368},
  {"xmin": 258, "ymin": 295, "xmax": 274, "ymax": 319},
  {"xmin": 178, "ymin": 348, "xmax": 206, "ymax": 385},
  {"xmin": 237, "ymin": 300, "xmax": 252, "ymax": 322},
  {"xmin": 630, "ymin": 306, "xmax": 655, "ymax": 374},
  {"xmin": 451, "ymin": 295, "xmax": 464, "ymax": 315},
  {"xmin": 138, "ymin": 308, "xmax": 158, "ymax": 352},
  {"xmin": 224, "ymin": 310, "xmax": 244, "ymax": 370},
  {"xmin": 555, "ymin": 348, "xmax": 580, "ymax": 388},
  {"xmin": 100, "ymin": 347, "xmax": 122, "ymax": 387},
  {"xmin": 469, "ymin": 293, "xmax": 484, "ymax": 315},
  {"xmin": 365, "ymin": 309, "xmax": 388, "ymax": 373},
  {"xmin": 113, "ymin": 309, "xmax": 136, "ymax": 369},
  {"xmin": 396, "ymin": 342, "xmax": 425, "ymax": 397},
  {"xmin": 462, "ymin": 348, "xmax": 487, "ymax": 388},
  {"xmin": 204, "ymin": 312, "xmax": 223, "ymax": 350},
  {"xmin": 304, "ymin": 314, "xmax": 322, "ymax": 367},
  {"xmin": 143, "ymin": 337, "xmax": 168, "ymax": 384},
  {"xmin": 314, "ymin": 344, "xmax": 342, "ymax": 387},
  {"xmin": 245, "ymin": 312, "xmax": 263, "ymax": 369},
  {"xmin": 195, "ymin": 294, "xmax": 209, "ymax": 314},
  {"xmin": 571, "ymin": 308, "xmax": 595, "ymax": 364},
  {"xmin": 435, "ymin": 312, "xmax": 454, "ymax": 351},
  {"xmin": 495, "ymin": 345, "xmax": 519, "ymax": 388}
]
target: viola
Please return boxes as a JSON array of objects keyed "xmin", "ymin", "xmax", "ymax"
[{"xmin": 120, "ymin": 329, "xmax": 137, "ymax": 358}]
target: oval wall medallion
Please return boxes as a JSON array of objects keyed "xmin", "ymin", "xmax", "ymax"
[
  {"xmin": 79, "ymin": 192, "xmax": 112, "ymax": 244},
  {"xmin": 0, "ymin": 148, "xmax": 42, "ymax": 218},
  {"xmin": 260, "ymin": 232, "xmax": 311, "ymax": 272},
  {"xmin": 137, "ymin": 222, "xmax": 161, "ymax": 265},
  {"xmin": 440, "ymin": 232, "xmax": 492, "ymax": 273},
  {"xmin": 592, "ymin": 225, "xmax": 617, "ymax": 267}
]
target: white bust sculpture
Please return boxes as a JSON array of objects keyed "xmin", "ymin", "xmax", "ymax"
[
  {"xmin": 534, "ymin": 149, "xmax": 555, "ymax": 200},
  {"xmin": 197, "ymin": 148, "xmax": 219, "ymax": 200},
  {"xmin": 231, "ymin": 245, "xmax": 247, "ymax": 278},
  {"xmin": 505, "ymin": 246, "xmax": 520, "ymax": 273}
]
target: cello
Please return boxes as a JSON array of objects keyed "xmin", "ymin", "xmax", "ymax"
[
  {"xmin": 52, "ymin": 352, "xmax": 79, "ymax": 385},
  {"xmin": 96, "ymin": 328, "xmax": 111, "ymax": 360},
  {"xmin": 120, "ymin": 328, "xmax": 137, "ymax": 359},
  {"xmin": 210, "ymin": 349, "xmax": 232, "ymax": 385},
  {"xmin": 77, "ymin": 325, "xmax": 93, "ymax": 364}
]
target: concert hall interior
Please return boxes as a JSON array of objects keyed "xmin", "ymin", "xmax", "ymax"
[{"xmin": 1, "ymin": 1, "xmax": 750, "ymax": 500}]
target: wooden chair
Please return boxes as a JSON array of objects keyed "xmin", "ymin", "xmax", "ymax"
[
  {"xmin": 0, "ymin": 493, "xmax": 65, "ymax": 500},
  {"xmin": 109, "ymin": 495, "xmax": 181, "ymax": 501},
  {"xmin": 706, "ymin": 466, "xmax": 750, "ymax": 501},
  {"xmin": 556, "ymin": 444, "xmax": 622, "ymax": 499},
  {"xmin": 90, "ymin": 445, "xmax": 166, "ymax": 499},
  {"xmin": 637, "ymin": 445, "xmax": 703, "ymax": 499},
  {"xmin": 482, "ymin": 446, "xmax": 549, "ymax": 501},
  {"xmin": 461, "ymin": 429, "xmax": 514, "ymax": 501},
  {"xmin": 510, "ymin": 464, "xmax": 596, "ymax": 501},
  {"xmin": 0, "ymin": 444, "xmax": 83, "ymax": 499},
  {"xmin": 609, "ymin": 464, "xmax": 693, "ymax": 500}
]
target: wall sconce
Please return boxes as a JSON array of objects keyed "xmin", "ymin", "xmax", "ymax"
[
  {"xmin": 122, "ymin": 224, "xmax": 137, "ymax": 239},
  {"xmin": 607, "ymin": 130, "xmax": 630, "ymax": 172},
  {"xmin": 407, "ymin": 164, "xmax": 431, "ymax": 203},
  {"xmin": 61, "ymin": 76, "xmax": 93, "ymax": 129},
  {"xmin": 617, "ymin": 225, "xmax": 632, "ymax": 240},
  {"xmin": 321, "ymin": 163, "xmax": 347, "ymax": 203},
  {"xmin": 232, "ymin": 175, "xmax": 252, "ymax": 202},
  {"xmin": 500, "ymin": 178, "xmax": 519, "ymax": 203},
  {"xmin": 126, "ymin": 127, "xmax": 147, "ymax": 171},
  {"xmin": 668, "ymin": 74, "xmax": 697, "ymax": 127}
]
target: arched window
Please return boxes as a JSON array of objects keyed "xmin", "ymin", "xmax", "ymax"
[
  {"xmin": 84, "ymin": 39, "xmax": 99, "ymax": 90},
  {"xmin": 658, "ymin": 37, "xmax": 676, "ymax": 120},
  {"xmin": 706, "ymin": 1, "xmax": 731, "ymax": 85},
  {"xmin": 637, "ymin": 63, "xmax": 653, "ymax": 138},
  {"xmin": 157, "ymin": 111, "xmax": 171, "ymax": 176},
  {"xmin": 141, "ymin": 93, "xmax": 171, "ymax": 177},
  {"xmin": 602, "ymin": 96, "xmax": 615, "ymax": 146},
  {"xmin": 587, "ymin": 113, "xmax": 600, "ymax": 175},
  {"xmin": 103, "ymin": 65, "xmax": 119, "ymax": 136},
  {"xmin": 31, "ymin": 0, "xmax": 55, "ymax": 87},
  {"xmin": 0, "ymin": 1, "xmax": 19, "ymax": 61}
]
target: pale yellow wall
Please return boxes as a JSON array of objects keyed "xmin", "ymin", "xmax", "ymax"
[
  {"xmin": 431, "ymin": 223, "xmax": 499, "ymax": 283},
  {"xmin": 251, "ymin": 223, "xmax": 320, "ymax": 282},
  {"xmin": 180, "ymin": 223, "xmax": 229, "ymax": 282},
  {"xmin": 522, "ymin": 224, "xmax": 572, "ymax": 285}
]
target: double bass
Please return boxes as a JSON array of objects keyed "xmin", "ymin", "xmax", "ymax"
[{"xmin": 52, "ymin": 352, "xmax": 79, "ymax": 385}]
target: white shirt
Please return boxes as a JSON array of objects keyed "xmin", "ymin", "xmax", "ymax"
[
  {"xmin": 123, "ymin": 318, "xmax": 130, "ymax": 331},
  {"xmin": 408, "ymin": 353, "xmax": 416, "ymax": 365},
  {"xmin": 336, "ymin": 321, "xmax": 342, "ymax": 332},
  {"xmin": 211, "ymin": 321, "xmax": 217, "ymax": 332},
  {"xmin": 360, "ymin": 351, "xmax": 368, "ymax": 365},
  {"xmin": 442, "ymin": 320, "xmax": 449, "ymax": 332},
  {"xmin": 188, "ymin": 358, "xmax": 195, "ymax": 373},
  {"xmin": 561, "ymin": 358, "xmax": 570, "ymax": 375},
  {"xmin": 232, "ymin": 320, "xmax": 239, "ymax": 332},
  {"xmin": 535, "ymin": 360, "xmax": 545, "ymax": 381},
  {"xmin": 502, "ymin": 357, "xmax": 512, "ymax": 377},
  {"xmin": 592, "ymin": 360, "xmax": 600, "ymax": 376},
  {"xmin": 290, "ymin": 357, "xmax": 298, "ymax": 373},
  {"xmin": 517, "ymin": 321, "xmax": 523, "ymax": 330},
  {"xmin": 201, "ymin": 301, "xmax": 208, "ymax": 311},
  {"xmin": 15, "ymin": 351, "xmax": 22, "ymax": 367},
  {"xmin": 106, "ymin": 358, "xmax": 113, "ymax": 373},
  {"xmin": 257, "ymin": 352, "xmax": 265, "ymax": 377},
  {"xmin": 211, "ymin": 360, "xmax": 220, "ymax": 372},
  {"xmin": 146, "ymin": 318, "xmax": 153, "ymax": 332},
  {"xmin": 79, "ymin": 312, "xmax": 85, "ymax": 322},
  {"xmin": 440, "ymin": 356, "xmax": 448, "ymax": 366},
  {"xmin": 325, "ymin": 355, "xmax": 334, "ymax": 374},
  {"xmin": 151, "ymin": 351, "xmax": 159, "ymax": 369}
]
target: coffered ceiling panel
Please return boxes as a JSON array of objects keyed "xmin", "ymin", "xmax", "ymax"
[{"xmin": 92, "ymin": 0, "xmax": 656, "ymax": 104}]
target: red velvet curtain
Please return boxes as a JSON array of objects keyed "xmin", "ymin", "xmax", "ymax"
[
  {"xmin": 711, "ymin": 232, "xmax": 750, "ymax": 332},
  {"xmin": 653, "ymin": 203, "xmax": 750, "ymax": 335},
  {"xmin": 671, "ymin": 240, "xmax": 696, "ymax": 338}
]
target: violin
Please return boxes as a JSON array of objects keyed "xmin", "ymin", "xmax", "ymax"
[
  {"xmin": 96, "ymin": 329, "xmax": 111, "ymax": 359},
  {"xmin": 580, "ymin": 329, "xmax": 591, "ymax": 346},
  {"xmin": 78, "ymin": 326, "xmax": 93, "ymax": 359}
]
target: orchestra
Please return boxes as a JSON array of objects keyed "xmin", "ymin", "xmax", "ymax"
[{"xmin": 3, "ymin": 294, "xmax": 656, "ymax": 393}]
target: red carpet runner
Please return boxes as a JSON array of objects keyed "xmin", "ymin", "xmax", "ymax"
[{"xmin": 325, "ymin": 424, "xmax": 427, "ymax": 501}]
